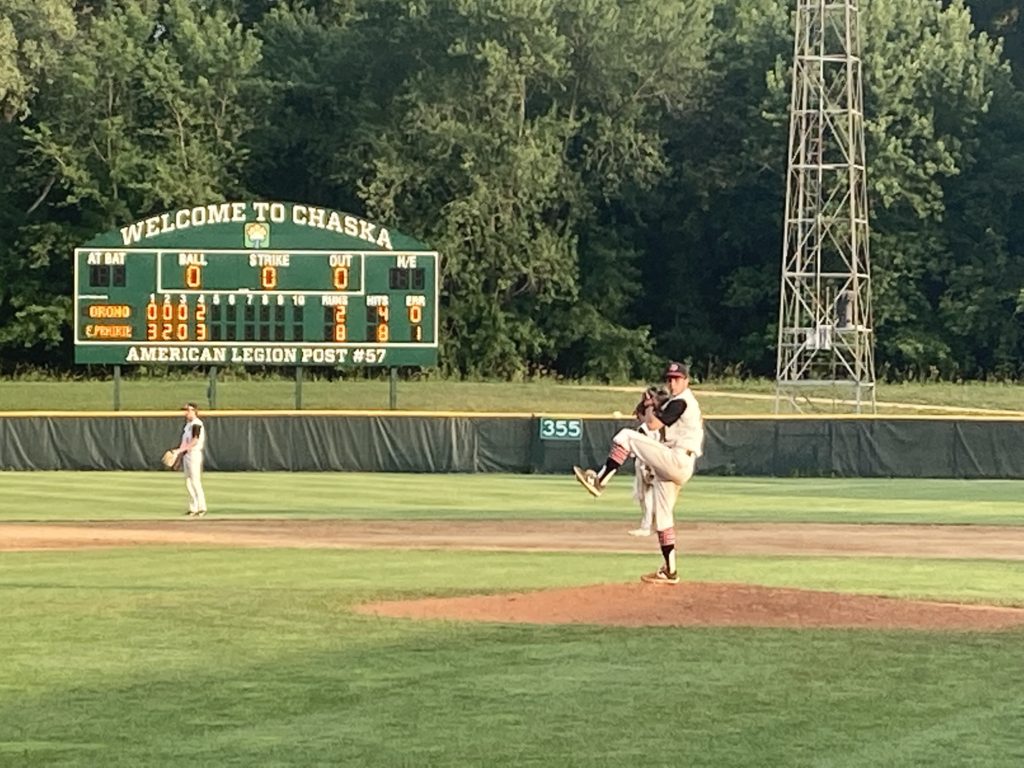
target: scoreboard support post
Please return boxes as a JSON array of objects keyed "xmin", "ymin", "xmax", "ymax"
[
  {"xmin": 295, "ymin": 367, "xmax": 303, "ymax": 409},
  {"xmin": 113, "ymin": 365, "xmax": 122, "ymax": 412},
  {"xmin": 208, "ymin": 366, "xmax": 218, "ymax": 409},
  {"xmin": 389, "ymin": 367, "xmax": 398, "ymax": 410}
]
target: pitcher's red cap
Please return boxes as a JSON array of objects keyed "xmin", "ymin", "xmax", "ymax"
[{"xmin": 663, "ymin": 362, "xmax": 689, "ymax": 380}]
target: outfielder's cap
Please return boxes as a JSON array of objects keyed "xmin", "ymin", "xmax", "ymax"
[
  {"xmin": 185, "ymin": 402, "xmax": 198, "ymax": 410},
  {"xmin": 663, "ymin": 361, "xmax": 689, "ymax": 379}
]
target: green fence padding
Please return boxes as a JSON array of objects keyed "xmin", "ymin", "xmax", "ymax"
[{"xmin": 1, "ymin": 414, "xmax": 1023, "ymax": 478}]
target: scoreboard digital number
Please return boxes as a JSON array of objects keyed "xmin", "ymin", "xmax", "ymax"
[
  {"xmin": 75, "ymin": 249, "xmax": 437, "ymax": 365},
  {"xmin": 73, "ymin": 202, "xmax": 439, "ymax": 367}
]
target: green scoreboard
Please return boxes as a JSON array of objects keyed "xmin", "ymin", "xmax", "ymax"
[{"xmin": 73, "ymin": 201, "xmax": 439, "ymax": 367}]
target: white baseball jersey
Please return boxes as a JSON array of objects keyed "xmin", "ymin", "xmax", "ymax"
[
  {"xmin": 182, "ymin": 417, "xmax": 206, "ymax": 454},
  {"xmin": 659, "ymin": 388, "xmax": 704, "ymax": 456}
]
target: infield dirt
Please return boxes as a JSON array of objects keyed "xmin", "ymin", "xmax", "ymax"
[{"xmin": 4, "ymin": 520, "xmax": 1023, "ymax": 631}]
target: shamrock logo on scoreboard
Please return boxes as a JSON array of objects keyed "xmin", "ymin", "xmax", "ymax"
[{"xmin": 244, "ymin": 222, "xmax": 270, "ymax": 248}]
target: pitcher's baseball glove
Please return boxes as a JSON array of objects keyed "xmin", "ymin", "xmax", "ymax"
[
  {"xmin": 161, "ymin": 449, "xmax": 179, "ymax": 470},
  {"xmin": 633, "ymin": 386, "xmax": 668, "ymax": 419}
]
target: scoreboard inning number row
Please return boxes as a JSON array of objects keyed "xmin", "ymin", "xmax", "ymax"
[{"xmin": 74, "ymin": 248, "xmax": 439, "ymax": 367}]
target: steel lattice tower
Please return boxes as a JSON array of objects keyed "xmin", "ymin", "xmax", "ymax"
[{"xmin": 774, "ymin": 0, "xmax": 875, "ymax": 413}]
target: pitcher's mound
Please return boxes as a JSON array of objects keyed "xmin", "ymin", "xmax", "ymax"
[{"xmin": 359, "ymin": 582, "xmax": 1024, "ymax": 631}]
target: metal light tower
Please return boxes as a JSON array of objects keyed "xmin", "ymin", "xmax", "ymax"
[{"xmin": 775, "ymin": 0, "xmax": 875, "ymax": 413}]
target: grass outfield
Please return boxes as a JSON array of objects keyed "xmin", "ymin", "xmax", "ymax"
[
  {"xmin": 1, "ymin": 472, "xmax": 1023, "ymax": 525},
  {"xmin": 2, "ymin": 376, "xmax": 1024, "ymax": 414},
  {"xmin": 2, "ymin": 475, "xmax": 1024, "ymax": 766}
]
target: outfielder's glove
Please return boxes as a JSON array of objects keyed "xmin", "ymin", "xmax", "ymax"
[
  {"xmin": 161, "ymin": 449, "xmax": 179, "ymax": 470},
  {"xmin": 633, "ymin": 386, "xmax": 668, "ymax": 419}
]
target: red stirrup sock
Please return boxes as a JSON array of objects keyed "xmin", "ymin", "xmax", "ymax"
[
  {"xmin": 596, "ymin": 443, "xmax": 630, "ymax": 483},
  {"xmin": 658, "ymin": 527, "xmax": 677, "ymax": 573}
]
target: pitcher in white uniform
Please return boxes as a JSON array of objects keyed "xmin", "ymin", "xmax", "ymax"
[
  {"xmin": 573, "ymin": 361, "xmax": 704, "ymax": 584},
  {"xmin": 172, "ymin": 402, "xmax": 208, "ymax": 518}
]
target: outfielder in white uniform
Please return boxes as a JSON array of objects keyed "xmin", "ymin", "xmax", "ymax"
[
  {"xmin": 631, "ymin": 453, "xmax": 656, "ymax": 537},
  {"xmin": 173, "ymin": 402, "xmax": 207, "ymax": 518},
  {"xmin": 629, "ymin": 393, "xmax": 661, "ymax": 536},
  {"xmin": 573, "ymin": 361, "xmax": 704, "ymax": 584}
]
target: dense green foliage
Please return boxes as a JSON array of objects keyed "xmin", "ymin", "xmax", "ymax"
[{"xmin": 2, "ymin": 0, "xmax": 1023, "ymax": 380}]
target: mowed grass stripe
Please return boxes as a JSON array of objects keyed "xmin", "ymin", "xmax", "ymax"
[
  {"xmin": 1, "ymin": 473, "xmax": 1023, "ymax": 524},
  {"xmin": 4, "ymin": 377, "xmax": 1024, "ymax": 414},
  {"xmin": 5, "ymin": 627, "xmax": 1022, "ymax": 766},
  {"xmin": 3, "ymin": 547, "xmax": 1024, "ymax": 605},
  {"xmin": 1, "ymin": 547, "xmax": 1024, "ymax": 766}
]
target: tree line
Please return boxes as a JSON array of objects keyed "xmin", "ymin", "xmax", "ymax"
[{"xmin": 1, "ymin": 0, "xmax": 1023, "ymax": 381}]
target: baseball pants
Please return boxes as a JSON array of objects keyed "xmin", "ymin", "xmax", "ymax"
[
  {"xmin": 613, "ymin": 429, "xmax": 696, "ymax": 532},
  {"xmin": 182, "ymin": 452, "xmax": 206, "ymax": 513}
]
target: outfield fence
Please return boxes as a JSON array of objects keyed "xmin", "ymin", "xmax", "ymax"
[{"xmin": 2, "ymin": 413, "xmax": 1023, "ymax": 478}]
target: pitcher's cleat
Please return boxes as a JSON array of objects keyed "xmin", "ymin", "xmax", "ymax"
[
  {"xmin": 572, "ymin": 466, "xmax": 603, "ymax": 498},
  {"xmin": 640, "ymin": 566, "xmax": 679, "ymax": 585}
]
